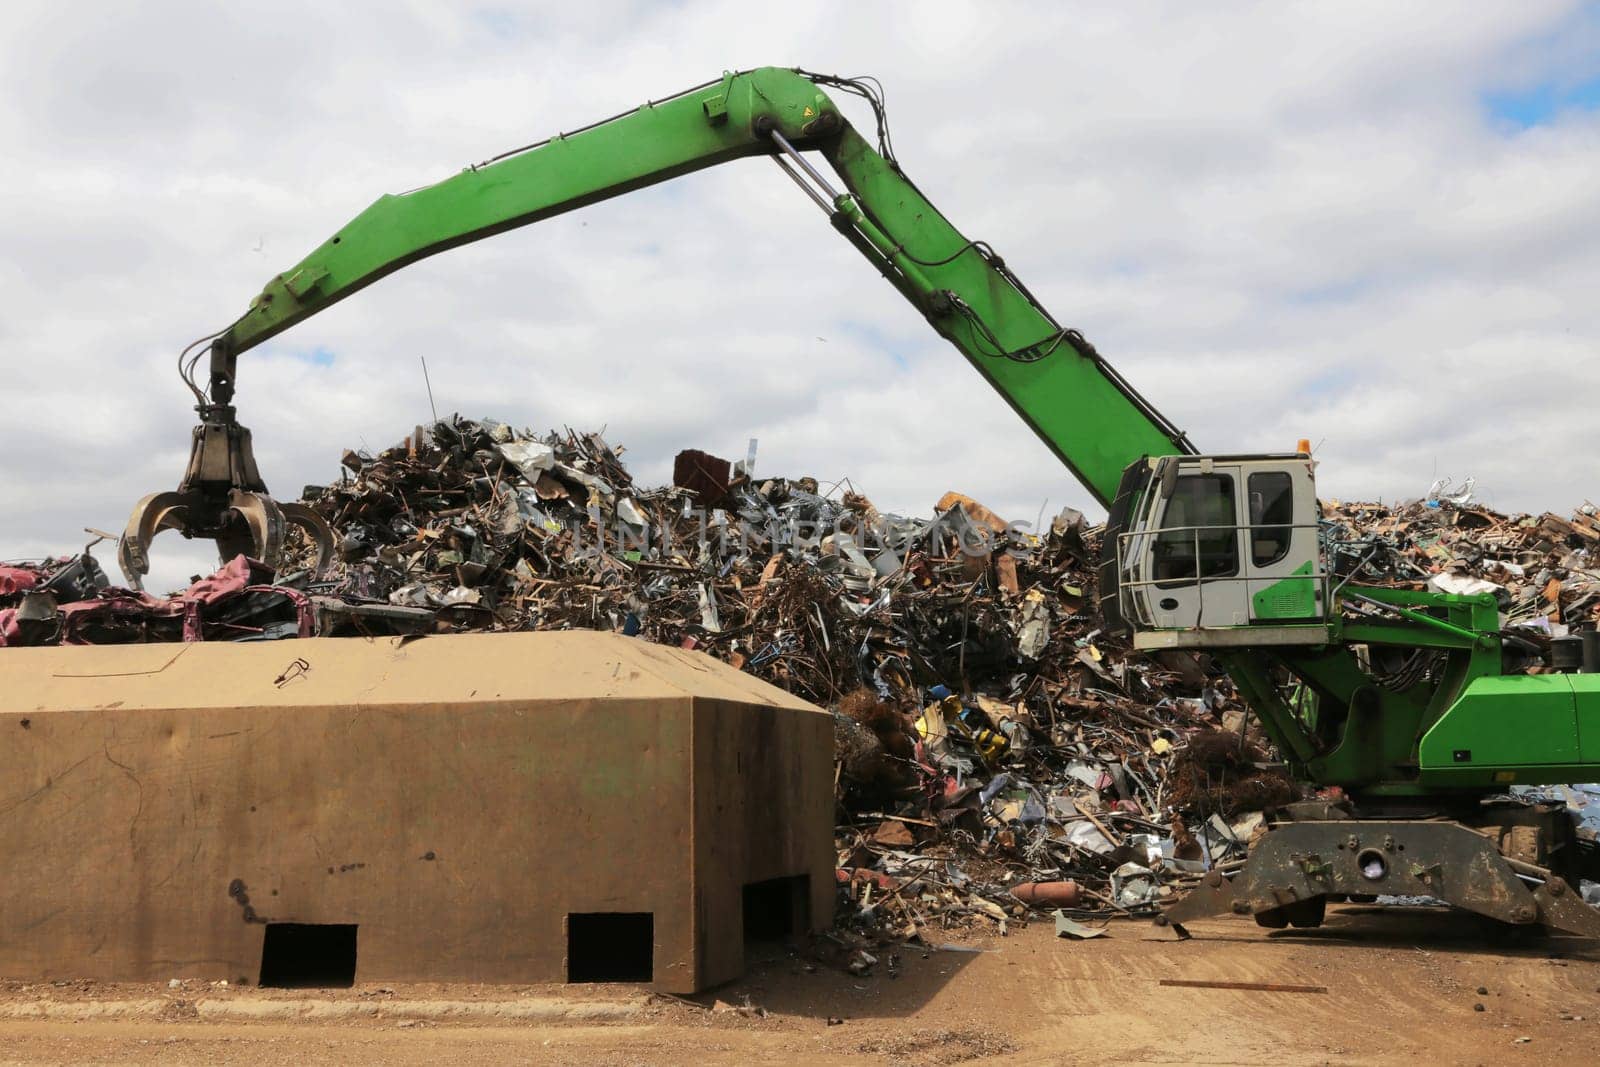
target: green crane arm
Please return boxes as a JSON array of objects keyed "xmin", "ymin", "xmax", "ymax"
[{"xmin": 202, "ymin": 66, "xmax": 1193, "ymax": 507}]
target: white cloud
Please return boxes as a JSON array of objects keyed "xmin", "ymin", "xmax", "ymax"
[{"xmin": 1, "ymin": 0, "xmax": 1597, "ymax": 591}]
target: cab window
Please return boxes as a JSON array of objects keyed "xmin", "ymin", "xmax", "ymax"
[
  {"xmin": 1152, "ymin": 474, "xmax": 1237, "ymax": 584},
  {"xmin": 1248, "ymin": 471, "xmax": 1294, "ymax": 567}
]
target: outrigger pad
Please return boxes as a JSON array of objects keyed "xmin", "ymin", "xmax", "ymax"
[
  {"xmin": 1142, "ymin": 913, "xmax": 1191, "ymax": 941},
  {"xmin": 1535, "ymin": 877, "xmax": 1600, "ymax": 938},
  {"xmin": 1166, "ymin": 869, "xmax": 1237, "ymax": 926}
]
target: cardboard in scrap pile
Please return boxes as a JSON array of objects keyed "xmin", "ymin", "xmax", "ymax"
[{"xmin": 4, "ymin": 421, "xmax": 1599, "ymax": 949}]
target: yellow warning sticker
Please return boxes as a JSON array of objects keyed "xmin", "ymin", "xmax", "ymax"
[
  {"xmin": 1492, "ymin": 771, "xmax": 1516, "ymax": 783},
  {"xmin": 803, "ymin": 106, "xmax": 814, "ymax": 117}
]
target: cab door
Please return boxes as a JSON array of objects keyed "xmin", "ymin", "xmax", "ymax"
[
  {"xmin": 1141, "ymin": 463, "xmax": 1250, "ymax": 630},
  {"xmin": 1242, "ymin": 462, "xmax": 1322, "ymax": 623}
]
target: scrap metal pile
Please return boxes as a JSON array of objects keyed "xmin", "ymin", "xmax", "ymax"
[
  {"xmin": 5, "ymin": 424, "xmax": 1599, "ymax": 944},
  {"xmin": 1322, "ymin": 479, "xmax": 1600, "ymax": 648}
]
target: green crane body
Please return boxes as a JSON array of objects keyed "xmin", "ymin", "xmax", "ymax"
[{"xmin": 129, "ymin": 67, "xmax": 1600, "ymax": 933}]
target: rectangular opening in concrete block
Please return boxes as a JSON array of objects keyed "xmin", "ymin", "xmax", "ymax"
[
  {"xmin": 258, "ymin": 923, "xmax": 358, "ymax": 988},
  {"xmin": 743, "ymin": 875, "xmax": 810, "ymax": 942},
  {"xmin": 566, "ymin": 913, "xmax": 653, "ymax": 983}
]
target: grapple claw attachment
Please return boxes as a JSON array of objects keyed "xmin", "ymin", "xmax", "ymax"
[{"xmin": 117, "ymin": 406, "xmax": 334, "ymax": 590}]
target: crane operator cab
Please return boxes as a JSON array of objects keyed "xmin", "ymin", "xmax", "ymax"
[{"xmin": 1098, "ymin": 450, "xmax": 1330, "ymax": 650}]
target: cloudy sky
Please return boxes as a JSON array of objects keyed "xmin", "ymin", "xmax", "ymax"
[{"xmin": 2, "ymin": 1, "xmax": 1597, "ymax": 589}]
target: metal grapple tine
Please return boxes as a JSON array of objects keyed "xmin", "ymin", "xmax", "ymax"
[
  {"xmin": 222, "ymin": 490, "xmax": 287, "ymax": 568},
  {"xmin": 280, "ymin": 502, "xmax": 337, "ymax": 578},
  {"xmin": 118, "ymin": 491, "xmax": 191, "ymax": 591}
]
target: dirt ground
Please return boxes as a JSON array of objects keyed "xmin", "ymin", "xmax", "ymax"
[{"xmin": 1, "ymin": 905, "xmax": 1597, "ymax": 1066}]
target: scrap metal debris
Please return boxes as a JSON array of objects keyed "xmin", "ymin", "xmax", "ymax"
[
  {"xmin": 1320, "ymin": 494, "xmax": 1600, "ymax": 651},
  {"xmin": 0, "ymin": 554, "xmax": 309, "ymax": 646},
  {"xmin": 6, "ymin": 422, "xmax": 1600, "ymax": 947}
]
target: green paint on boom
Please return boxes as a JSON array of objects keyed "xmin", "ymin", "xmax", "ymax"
[{"xmin": 213, "ymin": 67, "xmax": 1191, "ymax": 508}]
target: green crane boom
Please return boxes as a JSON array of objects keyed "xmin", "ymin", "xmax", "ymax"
[{"xmin": 201, "ymin": 67, "xmax": 1192, "ymax": 507}]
